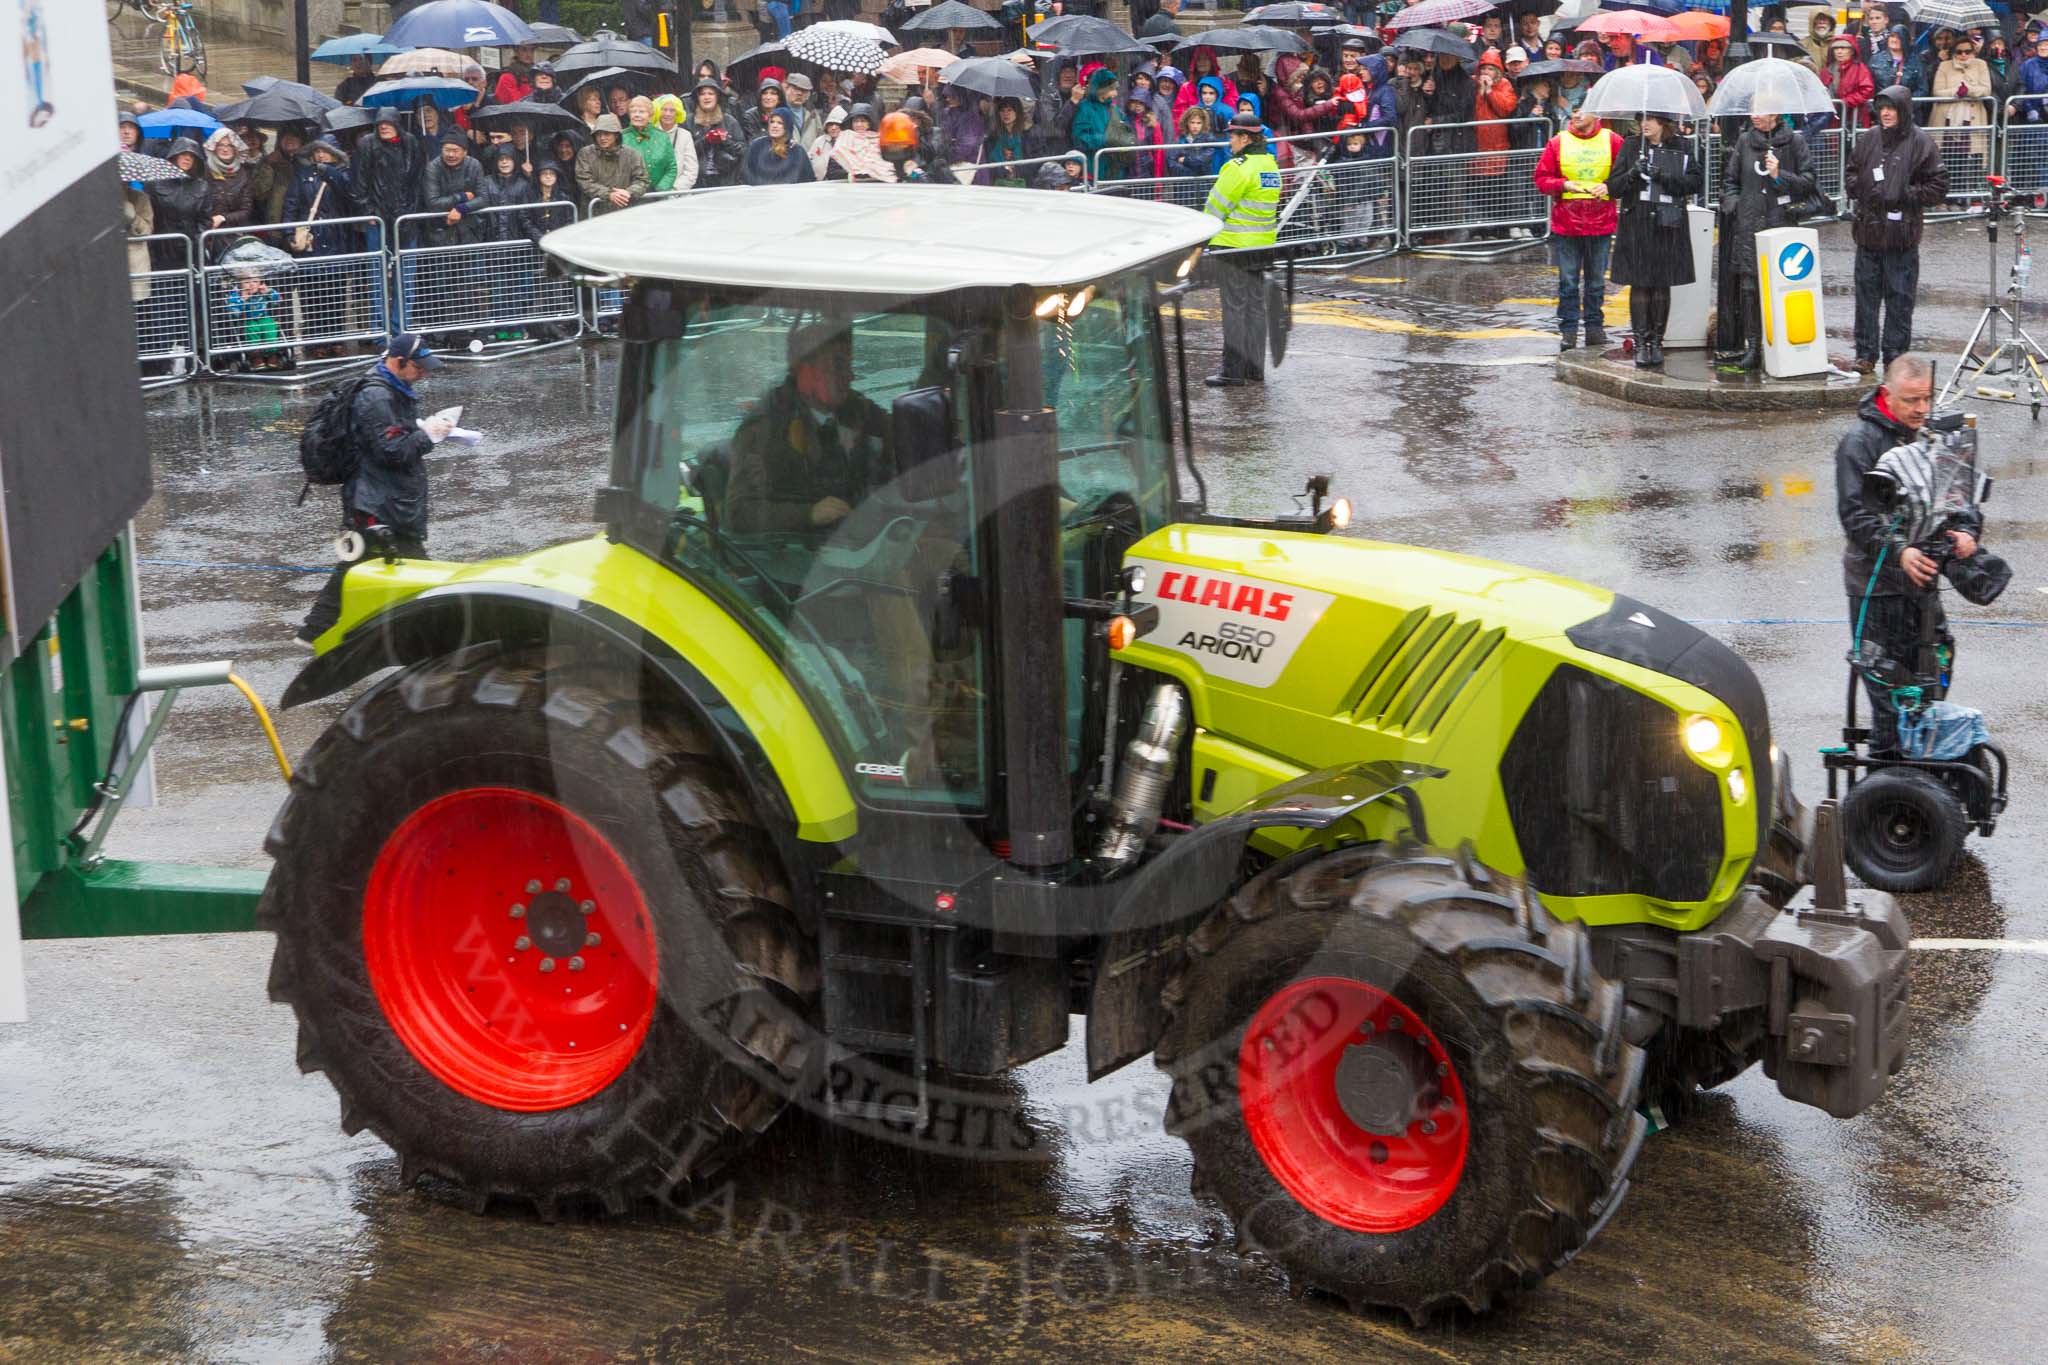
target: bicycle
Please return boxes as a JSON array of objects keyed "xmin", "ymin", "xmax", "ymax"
[{"xmin": 121, "ymin": 0, "xmax": 206, "ymax": 81}]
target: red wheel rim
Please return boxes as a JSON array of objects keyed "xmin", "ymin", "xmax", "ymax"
[
  {"xmin": 1238, "ymin": 976, "xmax": 1468, "ymax": 1234},
  {"xmin": 363, "ymin": 787, "xmax": 659, "ymax": 1112}
]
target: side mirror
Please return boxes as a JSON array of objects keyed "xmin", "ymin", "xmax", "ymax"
[{"xmin": 892, "ymin": 385, "xmax": 960, "ymax": 503}]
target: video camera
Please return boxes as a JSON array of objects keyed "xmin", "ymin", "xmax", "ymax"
[{"xmin": 1983, "ymin": 173, "xmax": 2047, "ymax": 219}]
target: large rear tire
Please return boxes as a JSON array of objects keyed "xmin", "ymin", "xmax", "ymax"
[
  {"xmin": 1156, "ymin": 847, "xmax": 1645, "ymax": 1322},
  {"xmin": 261, "ymin": 644, "xmax": 817, "ymax": 1215}
]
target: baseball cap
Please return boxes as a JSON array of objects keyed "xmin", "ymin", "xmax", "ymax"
[
  {"xmin": 385, "ymin": 333, "xmax": 444, "ymax": 370},
  {"xmin": 1505, "ymin": 45, "xmax": 1529, "ymax": 64}
]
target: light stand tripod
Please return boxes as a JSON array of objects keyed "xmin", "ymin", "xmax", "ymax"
[{"xmin": 1938, "ymin": 174, "xmax": 2048, "ymax": 419}]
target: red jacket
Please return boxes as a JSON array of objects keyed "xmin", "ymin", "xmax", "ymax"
[
  {"xmin": 1533, "ymin": 127, "xmax": 1623, "ymax": 236},
  {"xmin": 494, "ymin": 71, "xmax": 533, "ymax": 106},
  {"xmin": 1824, "ymin": 59, "xmax": 1876, "ymax": 127}
]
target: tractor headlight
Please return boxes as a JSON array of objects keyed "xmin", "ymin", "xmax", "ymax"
[
  {"xmin": 1034, "ymin": 292, "xmax": 1066, "ymax": 318},
  {"xmin": 1176, "ymin": 248, "xmax": 1202, "ymax": 280},
  {"xmin": 1727, "ymin": 768, "xmax": 1748, "ymax": 806},
  {"xmin": 1682, "ymin": 715, "xmax": 1726, "ymax": 760}
]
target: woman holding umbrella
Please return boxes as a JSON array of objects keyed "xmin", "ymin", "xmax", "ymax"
[
  {"xmin": 979, "ymin": 98, "xmax": 1032, "ymax": 186},
  {"xmin": 1607, "ymin": 111, "xmax": 1700, "ymax": 370},
  {"xmin": 574, "ymin": 84, "xmax": 606, "ymax": 132},
  {"xmin": 201, "ymin": 128, "xmax": 258, "ymax": 249},
  {"xmin": 146, "ymin": 139, "xmax": 212, "ymax": 269}
]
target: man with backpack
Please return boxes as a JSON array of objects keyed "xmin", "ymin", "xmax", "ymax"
[{"xmin": 296, "ymin": 334, "xmax": 453, "ymax": 647}]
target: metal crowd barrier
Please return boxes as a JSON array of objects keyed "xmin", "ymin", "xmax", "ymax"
[
  {"xmin": 1091, "ymin": 129, "xmax": 1401, "ymax": 261},
  {"xmin": 955, "ymin": 152, "xmax": 1078, "ymax": 189},
  {"xmin": 2000, "ymin": 93, "xmax": 2048, "ymax": 200},
  {"xmin": 1915, "ymin": 95, "xmax": 1998, "ymax": 217},
  {"xmin": 393, "ymin": 202, "xmax": 582, "ymax": 358},
  {"xmin": 199, "ymin": 216, "xmax": 388, "ymax": 378},
  {"xmin": 581, "ymin": 191, "xmax": 705, "ymax": 326},
  {"xmin": 1402, "ymin": 117, "xmax": 1552, "ymax": 254},
  {"xmin": 130, "ymin": 232, "xmax": 199, "ymax": 387}
]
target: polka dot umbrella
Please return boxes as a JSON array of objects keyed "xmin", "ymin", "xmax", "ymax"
[{"xmin": 787, "ymin": 24, "xmax": 890, "ymax": 76}]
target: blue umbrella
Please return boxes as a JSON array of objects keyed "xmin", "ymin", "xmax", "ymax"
[
  {"xmin": 382, "ymin": 1, "xmax": 536, "ymax": 50},
  {"xmin": 358, "ymin": 77, "xmax": 480, "ymax": 111},
  {"xmin": 311, "ymin": 33, "xmax": 410, "ymax": 64},
  {"xmin": 136, "ymin": 107, "xmax": 222, "ymax": 138}
]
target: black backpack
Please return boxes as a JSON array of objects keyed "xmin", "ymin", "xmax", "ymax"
[{"xmin": 297, "ymin": 373, "xmax": 372, "ymax": 503}]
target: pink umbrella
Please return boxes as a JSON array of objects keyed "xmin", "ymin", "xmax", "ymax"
[
  {"xmin": 880, "ymin": 47, "xmax": 959, "ymax": 81},
  {"xmin": 1569, "ymin": 11, "xmax": 1684, "ymax": 43}
]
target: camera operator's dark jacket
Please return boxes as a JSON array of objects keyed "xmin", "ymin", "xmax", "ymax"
[
  {"xmin": 1835, "ymin": 387, "xmax": 1981, "ymax": 597},
  {"xmin": 1848, "ymin": 85, "xmax": 1948, "ymax": 253},
  {"xmin": 344, "ymin": 365, "xmax": 435, "ymax": 538}
]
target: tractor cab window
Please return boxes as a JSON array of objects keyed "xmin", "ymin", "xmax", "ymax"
[
  {"xmin": 1043, "ymin": 278, "xmax": 1174, "ymax": 767},
  {"xmin": 616, "ymin": 299, "xmax": 986, "ymax": 811}
]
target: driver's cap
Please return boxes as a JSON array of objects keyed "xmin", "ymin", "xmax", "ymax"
[{"xmin": 385, "ymin": 332, "xmax": 444, "ymax": 370}]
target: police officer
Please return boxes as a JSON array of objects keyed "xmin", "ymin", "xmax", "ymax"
[{"xmin": 1201, "ymin": 111, "xmax": 1281, "ymax": 388}]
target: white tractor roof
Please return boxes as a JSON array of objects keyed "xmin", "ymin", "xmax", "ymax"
[{"xmin": 540, "ymin": 184, "xmax": 1219, "ymax": 296}]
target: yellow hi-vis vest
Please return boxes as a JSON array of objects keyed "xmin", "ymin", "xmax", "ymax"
[
  {"xmin": 1558, "ymin": 127, "xmax": 1614, "ymax": 200},
  {"xmin": 1204, "ymin": 151, "xmax": 1281, "ymax": 248}
]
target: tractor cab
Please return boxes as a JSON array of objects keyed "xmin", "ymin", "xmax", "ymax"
[{"xmin": 554, "ymin": 186, "xmax": 1213, "ymax": 863}]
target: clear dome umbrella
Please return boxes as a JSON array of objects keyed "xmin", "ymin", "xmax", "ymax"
[
  {"xmin": 1703, "ymin": 57, "xmax": 1835, "ymax": 118},
  {"xmin": 1578, "ymin": 64, "xmax": 1707, "ymax": 120}
]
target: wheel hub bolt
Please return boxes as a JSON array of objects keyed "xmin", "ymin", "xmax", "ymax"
[
  {"xmin": 539, "ymin": 957, "xmax": 557, "ymax": 974},
  {"xmin": 509, "ymin": 903, "xmax": 526, "ymax": 919},
  {"xmin": 585, "ymin": 932, "xmax": 602, "ymax": 947},
  {"xmin": 569, "ymin": 956, "xmax": 586, "ymax": 972},
  {"xmin": 579, "ymin": 900, "xmax": 595, "ymax": 915},
  {"xmin": 554, "ymin": 878, "xmax": 572, "ymax": 893},
  {"xmin": 1421, "ymin": 1119, "xmax": 1437, "ymax": 1135},
  {"xmin": 514, "ymin": 935, "xmax": 532, "ymax": 951},
  {"xmin": 526, "ymin": 879, "xmax": 543, "ymax": 895}
]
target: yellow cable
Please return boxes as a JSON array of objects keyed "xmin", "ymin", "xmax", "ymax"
[{"xmin": 226, "ymin": 672, "xmax": 293, "ymax": 783}]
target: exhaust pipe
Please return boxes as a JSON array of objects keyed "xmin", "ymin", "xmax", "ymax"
[{"xmin": 1095, "ymin": 684, "xmax": 1187, "ymax": 869}]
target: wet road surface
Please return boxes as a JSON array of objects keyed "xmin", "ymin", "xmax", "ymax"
[{"xmin": 3, "ymin": 219, "xmax": 2045, "ymax": 1361}]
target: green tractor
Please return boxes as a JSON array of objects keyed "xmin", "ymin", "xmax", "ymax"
[{"xmin": 266, "ymin": 187, "xmax": 1909, "ymax": 1320}]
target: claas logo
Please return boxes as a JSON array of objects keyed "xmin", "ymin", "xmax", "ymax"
[{"xmin": 1155, "ymin": 570, "xmax": 1296, "ymax": 622}]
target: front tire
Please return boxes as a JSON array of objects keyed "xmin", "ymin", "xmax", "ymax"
[
  {"xmin": 261, "ymin": 645, "xmax": 817, "ymax": 1215},
  {"xmin": 1156, "ymin": 847, "xmax": 1645, "ymax": 1322}
]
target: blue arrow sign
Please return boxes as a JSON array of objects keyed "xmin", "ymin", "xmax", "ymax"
[{"xmin": 1778, "ymin": 241, "xmax": 1815, "ymax": 282}]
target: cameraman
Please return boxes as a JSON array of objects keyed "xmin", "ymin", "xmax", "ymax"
[{"xmin": 1834, "ymin": 356, "xmax": 1981, "ymax": 755}]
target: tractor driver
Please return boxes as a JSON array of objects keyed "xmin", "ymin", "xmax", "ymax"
[
  {"xmin": 723, "ymin": 319, "xmax": 894, "ymax": 535},
  {"xmin": 722, "ymin": 318, "xmax": 972, "ymax": 785}
]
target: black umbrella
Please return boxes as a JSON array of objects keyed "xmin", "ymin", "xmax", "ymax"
[
  {"xmin": 1027, "ymin": 15, "xmax": 1153, "ymax": 57},
  {"xmin": 551, "ymin": 31, "xmax": 681, "ymax": 78},
  {"xmin": 1240, "ymin": 2, "xmax": 1345, "ymax": 27},
  {"xmin": 939, "ymin": 55, "xmax": 1037, "ymax": 100},
  {"xmin": 566, "ymin": 65, "xmax": 674, "ymax": 100},
  {"xmin": 1173, "ymin": 26, "xmax": 1311, "ymax": 57},
  {"xmin": 216, "ymin": 82, "xmax": 341, "ymax": 125},
  {"xmin": 726, "ymin": 40, "xmax": 788, "ymax": 89},
  {"xmin": 469, "ymin": 99, "xmax": 584, "ymax": 132},
  {"xmin": 528, "ymin": 22, "xmax": 582, "ymax": 46},
  {"xmin": 322, "ymin": 105, "xmax": 379, "ymax": 136},
  {"xmin": 1390, "ymin": 28, "xmax": 1479, "ymax": 62},
  {"xmin": 1741, "ymin": 31, "xmax": 1808, "ymax": 55},
  {"xmin": 1518, "ymin": 58, "xmax": 1605, "ymax": 78},
  {"xmin": 901, "ymin": 1, "xmax": 1004, "ymax": 35}
]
